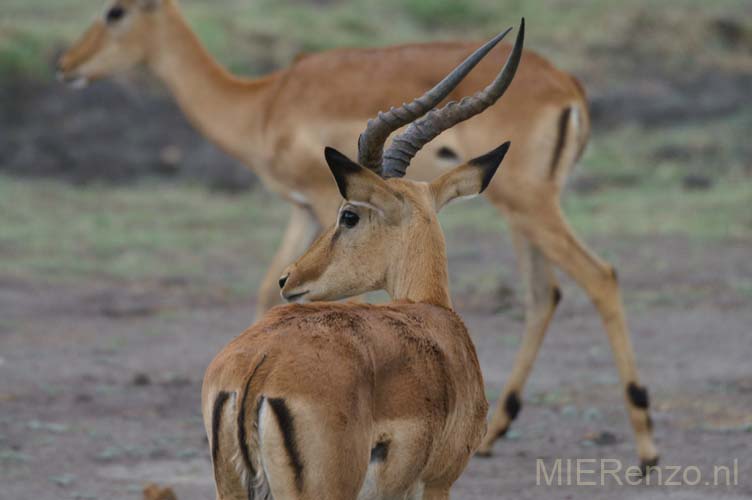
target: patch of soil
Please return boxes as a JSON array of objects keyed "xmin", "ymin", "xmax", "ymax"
[
  {"xmin": 0, "ymin": 77, "xmax": 256, "ymax": 191},
  {"xmin": 588, "ymin": 70, "xmax": 752, "ymax": 130},
  {"xmin": 1, "ymin": 234, "xmax": 750, "ymax": 499},
  {"xmin": 582, "ymin": 13, "xmax": 752, "ymax": 131}
]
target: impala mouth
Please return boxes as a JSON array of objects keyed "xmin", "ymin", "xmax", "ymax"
[
  {"xmin": 56, "ymin": 71, "xmax": 90, "ymax": 90},
  {"xmin": 283, "ymin": 290, "xmax": 310, "ymax": 303}
]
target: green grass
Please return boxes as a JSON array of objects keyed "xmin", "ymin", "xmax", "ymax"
[
  {"xmin": 0, "ymin": 178, "xmax": 288, "ymax": 292},
  {"xmin": 562, "ymin": 180, "xmax": 752, "ymax": 240},
  {"xmin": 1, "ymin": 171, "xmax": 748, "ymax": 290},
  {"xmin": 1, "ymin": 0, "xmax": 749, "ymax": 80},
  {"xmin": 440, "ymin": 176, "xmax": 751, "ymax": 242},
  {"xmin": 580, "ymin": 110, "xmax": 752, "ymax": 185}
]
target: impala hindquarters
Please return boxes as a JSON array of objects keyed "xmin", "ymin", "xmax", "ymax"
[{"xmin": 204, "ymin": 301, "xmax": 487, "ymax": 500}]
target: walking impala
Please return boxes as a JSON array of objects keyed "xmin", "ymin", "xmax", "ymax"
[
  {"xmin": 201, "ymin": 33, "xmax": 523, "ymax": 498},
  {"xmin": 59, "ymin": 0, "xmax": 659, "ymax": 468}
]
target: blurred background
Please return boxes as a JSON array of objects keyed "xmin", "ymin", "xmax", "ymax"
[{"xmin": 1, "ymin": 1, "xmax": 751, "ymax": 499}]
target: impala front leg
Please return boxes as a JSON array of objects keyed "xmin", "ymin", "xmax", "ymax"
[
  {"xmin": 256, "ymin": 204, "xmax": 320, "ymax": 317},
  {"xmin": 477, "ymin": 228, "xmax": 560, "ymax": 456}
]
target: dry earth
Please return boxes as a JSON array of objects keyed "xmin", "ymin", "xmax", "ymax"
[{"xmin": 1, "ymin": 233, "xmax": 750, "ymax": 500}]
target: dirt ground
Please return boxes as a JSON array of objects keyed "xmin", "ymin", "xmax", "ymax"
[{"xmin": 1, "ymin": 230, "xmax": 750, "ymax": 500}]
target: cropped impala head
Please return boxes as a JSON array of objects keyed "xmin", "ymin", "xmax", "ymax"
[
  {"xmin": 57, "ymin": 0, "xmax": 166, "ymax": 87},
  {"xmin": 280, "ymin": 20, "xmax": 524, "ymax": 305},
  {"xmin": 280, "ymin": 143, "xmax": 510, "ymax": 305}
]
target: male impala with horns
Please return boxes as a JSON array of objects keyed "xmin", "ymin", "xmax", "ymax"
[
  {"xmin": 201, "ymin": 24, "xmax": 522, "ymax": 500},
  {"xmin": 60, "ymin": 0, "xmax": 658, "ymax": 469}
]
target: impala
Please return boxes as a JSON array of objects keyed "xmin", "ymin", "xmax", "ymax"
[
  {"xmin": 201, "ymin": 31, "xmax": 522, "ymax": 498},
  {"xmin": 59, "ymin": 0, "xmax": 659, "ymax": 468}
]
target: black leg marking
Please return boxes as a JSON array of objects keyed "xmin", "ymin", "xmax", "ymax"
[
  {"xmin": 370, "ymin": 441, "xmax": 390, "ymax": 462},
  {"xmin": 549, "ymin": 107, "xmax": 571, "ymax": 179},
  {"xmin": 611, "ymin": 266, "xmax": 619, "ymax": 282},
  {"xmin": 237, "ymin": 355, "xmax": 268, "ymax": 487},
  {"xmin": 437, "ymin": 146, "xmax": 460, "ymax": 161},
  {"xmin": 496, "ymin": 425, "xmax": 509, "ymax": 439},
  {"xmin": 268, "ymin": 398, "xmax": 304, "ymax": 492},
  {"xmin": 211, "ymin": 391, "xmax": 232, "ymax": 465},
  {"xmin": 552, "ymin": 286, "xmax": 563, "ymax": 307},
  {"xmin": 504, "ymin": 391, "xmax": 522, "ymax": 421},
  {"xmin": 627, "ymin": 382, "xmax": 650, "ymax": 410},
  {"xmin": 640, "ymin": 456, "xmax": 660, "ymax": 477}
]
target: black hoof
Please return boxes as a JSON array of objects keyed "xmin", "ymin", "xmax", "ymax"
[
  {"xmin": 475, "ymin": 424, "xmax": 509, "ymax": 458},
  {"xmin": 640, "ymin": 456, "xmax": 660, "ymax": 476}
]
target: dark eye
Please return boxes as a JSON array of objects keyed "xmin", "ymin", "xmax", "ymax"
[
  {"xmin": 106, "ymin": 6, "xmax": 126, "ymax": 23},
  {"xmin": 339, "ymin": 210, "xmax": 360, "ymax": 228}
]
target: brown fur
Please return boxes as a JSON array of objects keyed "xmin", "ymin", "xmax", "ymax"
[
  {"xmin": 61, "ymin": 0, "xmax": 657, "ymax": 467},
  {"xmin": 57, "ymin": 0, "xmax": 586, "ymax": 313},
  {"xmin": 203, "ymin": 154, "xmax": 500, "ymax": 499},
  {"xmin": 204, "ymin": 302, "xmax": 487, "ymax": 498},
  {"xmin": 143, "ymin": 484, "xmax": 177, "ymax": 500}
]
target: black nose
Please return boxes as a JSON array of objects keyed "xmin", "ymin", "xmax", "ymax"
[{"xmin": 278, "ymin": 275, "xmax": 288, "ymax": 289}]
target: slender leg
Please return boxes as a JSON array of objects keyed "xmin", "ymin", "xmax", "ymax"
[
  {"xmin": 476, "ymin": 228, "xmax": 561, "ymax": 456},
  {"xmin": 523, "ymin": 203, "xmax": 659, "ymax": 468},
  {"xmin": 256, "ymin": 204, "xmax": 321, "ymax": 317}
]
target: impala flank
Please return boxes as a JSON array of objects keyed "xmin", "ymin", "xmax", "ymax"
[{"xmin": 201, "ymin": 27, "xmax": 526, "ymax": 499}]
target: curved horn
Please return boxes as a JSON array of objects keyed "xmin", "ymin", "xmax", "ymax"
[
  {"xmin": 381, "ymin": 18, "xmax": 525, "ymax": 179},
  {"xmin": 357, "ymin": 26, "xmax": 514, "ymax": 173}
]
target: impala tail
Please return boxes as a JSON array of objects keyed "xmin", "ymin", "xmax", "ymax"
[
  {"xmin": 207, "ymin": 357, "xmax": 273, "ymax": 500},
  {"xmin": 548, "ymin": 82, "xmax": 591, "ymax": 185}
]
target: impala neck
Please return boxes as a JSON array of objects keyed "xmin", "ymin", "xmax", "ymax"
[
  {"xmin": 146, "ymin": 2, "xmax": 273, "ymax": 157},
  {"xmin": 386, "ymin": 225, "xmax": 452, "ymax": 309}
]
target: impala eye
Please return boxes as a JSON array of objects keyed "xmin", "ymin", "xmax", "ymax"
[
  {"xmin": 339, "ymin": 210, "xmax": 360, "ymax": 228},
  {"xmin": 106, "ymin": 5, "xmax": 126, "ymax": 23}
]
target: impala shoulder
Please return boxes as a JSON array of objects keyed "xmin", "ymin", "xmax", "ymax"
[
  {"xmin": 257, "ymin": 303, "xmax": 384, "ymax": 346},
  {"xmin": 404, "ymin": 302, "xmax": 468, "ymax": 329}
]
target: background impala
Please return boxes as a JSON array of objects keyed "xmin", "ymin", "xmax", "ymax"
[
  {"xmin": 53, "ymin": 0, "xmax": 664, "ymax": 469},
  {"xmin": 1, "ymin": 1, "xmax": 751, "ymax": 499}
]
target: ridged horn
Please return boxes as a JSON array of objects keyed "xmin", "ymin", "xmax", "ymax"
[
  {"xmin": 357, "ymin": 26, "xmax": 515, "ymax": 174},
  {"xmin": 381, "ymin": 18, "xmax": 524, "ymax": 178}
]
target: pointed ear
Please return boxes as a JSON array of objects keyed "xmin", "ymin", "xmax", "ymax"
[
  {"xmin": 324, "ymin": 147, "xmax": 402, "ymax": 221},
  {"xmin": 430, "ymin": 141, "xmax": 510, "ymax": 211}
]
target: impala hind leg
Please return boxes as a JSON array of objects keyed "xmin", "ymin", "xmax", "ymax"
[
  {"xmin": 258, "ymin": 397, "xmax": 370, "ymax": 500},
  {"xmin": 256, "ymin": 204, "xmax": 320, "ymax": 317},
  {"xmin": 477, "ymin": 229, "xmax": 561, "ymax": 456},
  {"xmin": 525, "ymin": 204, "xmax": 659, "ymax": 469}
]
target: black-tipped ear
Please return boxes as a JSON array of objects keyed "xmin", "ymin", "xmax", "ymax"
[
  {"xmin": 470, "ymin": 141, "xmax": 510, "ymax": 193},
  {"xmin": 324, "ymin": 147, "xmax": 361, "ymax": 199}
]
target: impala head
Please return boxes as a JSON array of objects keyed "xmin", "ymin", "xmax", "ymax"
[
  {"xmin": 280, "ymin": 143, "xmax": 510, "ymax": 305},
  {"xmin": 57, "ymin": 0, "xmax": 169, "ymax": 87},
  {"xmin": 280, "ymin": 20, "xmax": 524, "ymax": 305}
]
